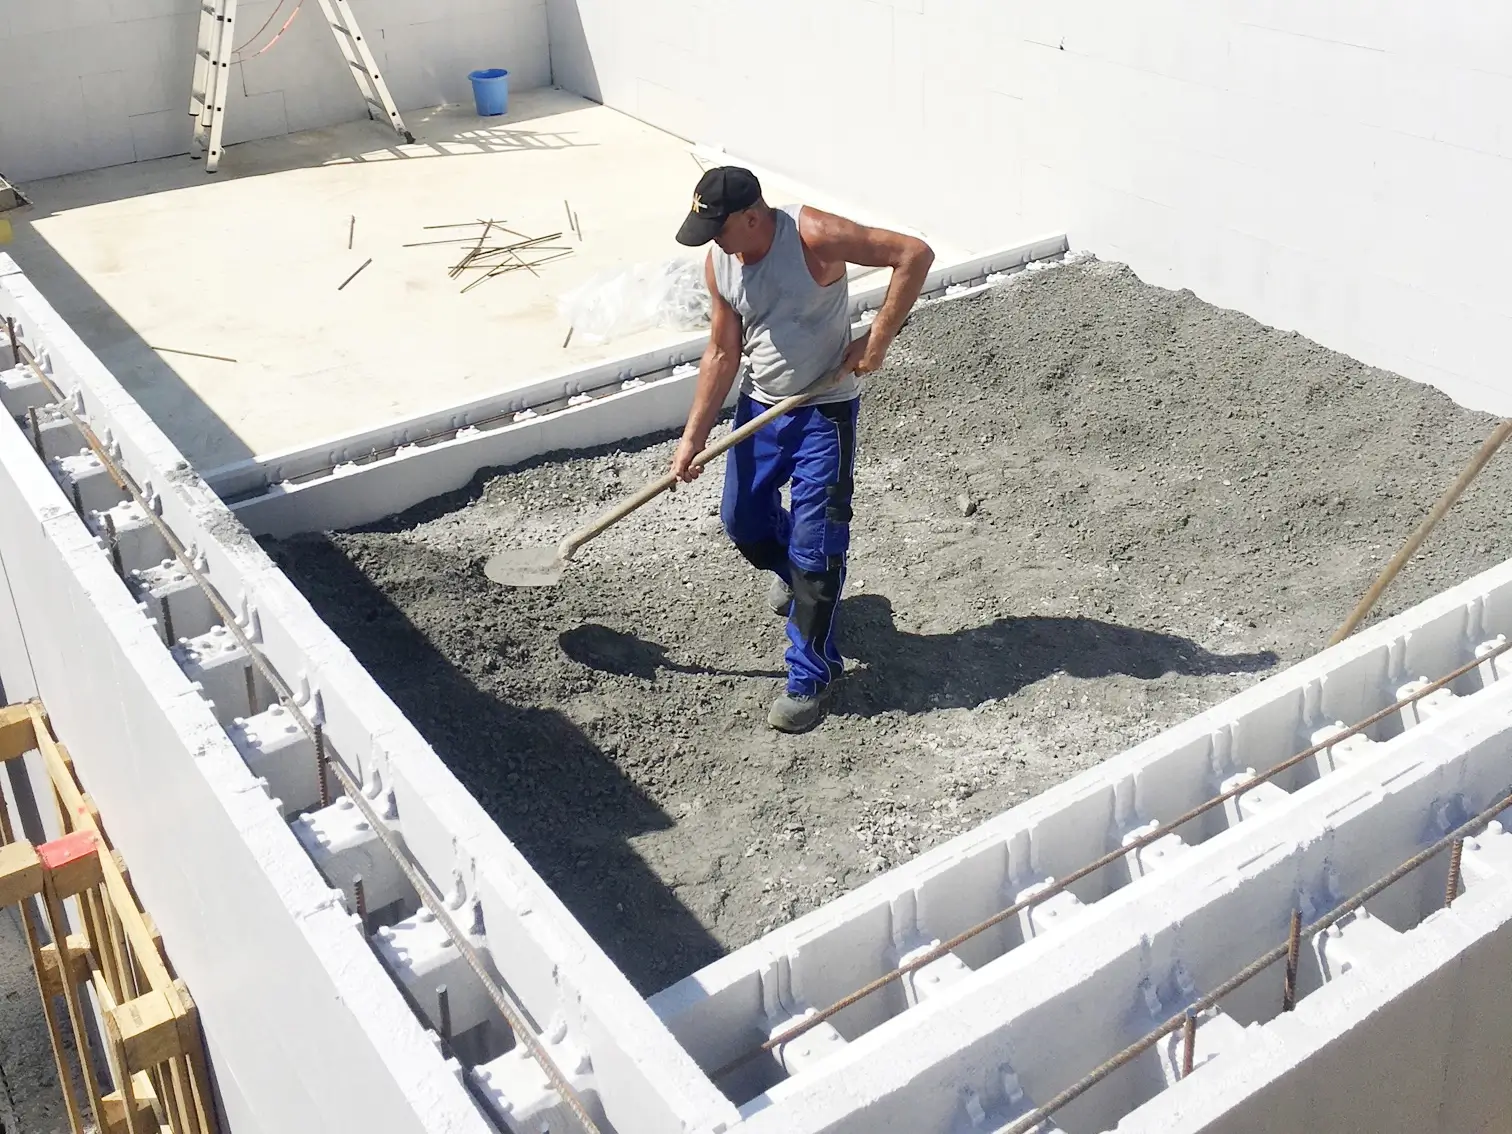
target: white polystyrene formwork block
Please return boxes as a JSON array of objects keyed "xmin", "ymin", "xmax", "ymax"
[
  {"xmin": 374, "ymin": 908, "xmax": 493, "ymax": 1039},
  {"xmin": 0, "ymin": 366, "xmax": 50, "ymax": 415},
  {"xmin": 472, "ymin": 1035, "xmax": 604, "ymax": 1134},
  {"xmin": 1120, "ymin": 820, "xmax": 1192, "ymax": 880},
  {"xmin": 1456, "ymin": 820, "xmax": 1512, "ymax": 890},
  {"xmin": 1396, "ymin": 678, "xmax": 1459, "ymax": 728},
  {"xmin": 1475, "ymin": 635, "xmax": 1507, "ymax": 689},
  {"xmin": 1153, "ymin": 1008, "xmax": 1249, "ymax": 1087},
  {"xmin": 88, "ymin": 498, "xmax": 170, "ymax": 575},
  {"xmin": 898, "ymin": 940, "xmax": 973, "ymax": 1008},
  {"xmin": 129, "ymin": 559, "xmax": 218, "ymax": 643},
  {"xmin": 1312, "ymin": 907, "xmax": 1403, "ymax": 983},
  {"xmin": 771, "ymin": 1012, "xmax": 848, "ymax": 1076},
  {"xmin": 1015, "ymin": 879, "xmax": 1086, "ymax": 940},
  {"xmin": 173, "ymin": 624, "xmax": 258, "ymax": 727},
  {"xmin": 29, "ymin": 408, "xmax": 86, "ymax": 463},
  {"xmin": 1309, "ymin": 722, "xmax": 1380, "ymax": 778},
  {"xmin": 291, "ymin": 796, "xmax": 409, "ymax": 913},
  {"xmin": 1219, "ymin": 770, "xmax": 1291, "ymax": 827},
  {"xmin": 230, "ymin": 703, "xmax": 320, "ymax": 817},
  {"xmin": 52, "ymin": 450, "xmax": 120, "ymax": 515}
]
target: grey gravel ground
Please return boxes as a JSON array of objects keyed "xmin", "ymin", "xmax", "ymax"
[
  {"xmin": 266, "ymin": 257, "xmax": 1512, "ymax": 995},
  {"xmin": 0, "ymin": 907, "xmax": 88, "ymax": 1134}
]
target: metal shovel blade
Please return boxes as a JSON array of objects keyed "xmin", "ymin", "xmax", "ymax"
[{"xmin": 483, "ymin": 546, "xmax": 564, "ymax": 587}]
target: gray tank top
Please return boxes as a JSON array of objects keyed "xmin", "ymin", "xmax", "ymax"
[{"xmin": 711, "ymin": 204, "xmax": 859, "ymax": 407}]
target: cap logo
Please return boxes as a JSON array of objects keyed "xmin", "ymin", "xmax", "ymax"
[{"xmin": 692, "ymin": 193, "xmax": 706, "ymax": 213}]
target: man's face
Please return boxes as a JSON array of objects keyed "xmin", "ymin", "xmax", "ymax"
[{"xmin": 713, "ymin": 208, "xmax": 759, "ymax": 256}]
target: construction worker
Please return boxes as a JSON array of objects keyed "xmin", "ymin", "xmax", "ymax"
[{"xmin": 670, "ymin": 166, "xmax": 935, "ymax": 732}]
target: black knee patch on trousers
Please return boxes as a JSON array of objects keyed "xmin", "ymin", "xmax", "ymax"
[
  {"xmin": 791, "ymin": 559, "xmax": 844, "ymax": 678},
  {"xmin": 733, "ymin": 539, "xmax": 788, "ymax": 575}
]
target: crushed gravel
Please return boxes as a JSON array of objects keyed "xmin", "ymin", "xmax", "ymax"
[{"xmin": 265, "ymin": 257, "xmax": 1512, "ymax": 994}]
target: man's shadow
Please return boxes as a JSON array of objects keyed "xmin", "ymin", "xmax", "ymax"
[
  {"xmin": 560, "ymin": 595, "xmax": 1279, "ymax": 714},
  {"xmin": 834, "ymin": 594, "xmax": 1279, "ymax": 715}
]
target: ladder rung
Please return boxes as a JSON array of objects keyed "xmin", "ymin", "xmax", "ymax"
[
  {"xmin": 347, "ymin": 58, "xmax": 373, "ymax": 74},
  {"xmin": 330, "ymin": 23, "xmax": 354, "ymax": 37}
]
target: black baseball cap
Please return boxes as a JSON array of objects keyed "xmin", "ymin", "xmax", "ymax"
[{"xmin": 675, "ymin": 166, "xmax": 762, "ymax": 246}]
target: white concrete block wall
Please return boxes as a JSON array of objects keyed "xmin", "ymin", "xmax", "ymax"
[
  {"xmin": 1, "ymin": 252, "xmax": 738, "ymax": 1132},
  {"xmin": 547, "ymin": 0, "xmax": 1512, "ymax": 416},
  {"xmin": 0, "ymin": 0, "xmax": 551, "ymax": 183},
  {"xmin": 729, "ymin": 689, "xmax": 1512, "ymax": 1133},
  {"xmin": 0, "ymin": 415, "xmax": 493, "ymax": 1134}
]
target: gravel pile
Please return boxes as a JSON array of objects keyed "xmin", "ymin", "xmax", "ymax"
[{"xmin": 266, "ymin": 257, "xmax": 1512, "ymax": 994}]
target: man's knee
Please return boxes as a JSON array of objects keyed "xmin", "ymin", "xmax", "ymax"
[{"xmin": 732, "ymin": 539, "xmax": 788, "ymax": 574}]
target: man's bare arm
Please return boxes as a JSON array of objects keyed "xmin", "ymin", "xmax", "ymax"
[
  {"xmin": 799, "ymin": 208, "xmax": 934, "ymax": 373},
  {"xmin": 671, "ymin": 252, "xmax": 743, "ymax": 482}
]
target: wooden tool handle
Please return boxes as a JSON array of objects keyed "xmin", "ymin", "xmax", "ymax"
[
  {"xmin": 1328, "ymin": 418, "xmax": 1512, "ymax": 645},
  {"xmin": 557, "ymin": 370, "xmax": 845, "ymax": 561}
]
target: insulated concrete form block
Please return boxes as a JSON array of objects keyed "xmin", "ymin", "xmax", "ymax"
[
  {"xmin": 0, "ymin": 288, "xmax": 496, "ymax": 1134},
  {"xmin": 729, "ymin": 687, "xmax": 1512, "ymax": 1133},
  {"xmin": 1117, "ymin": 889, "xmax": 1512, "ymax": 1134},
  {"xmin": 233, "ymin": 703, "xmax": 322, "ymax": 817}
]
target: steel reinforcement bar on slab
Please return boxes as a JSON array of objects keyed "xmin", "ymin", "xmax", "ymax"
[
  {"xmin": 712, "ymin": 634, "xmax": 1512, "ymax": 1080},
  {"xmin": 5, "ymin": 329, "xmax": 602, "ymax": 1134}
]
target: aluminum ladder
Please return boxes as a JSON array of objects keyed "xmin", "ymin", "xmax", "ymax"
[
  {"xmin": 313, "ymin": 0, "xmax": 416, "ymax": 145},
  {"xmin": 189, "ymin": 0, "xmax": 238, "ymax": 172},
  {"xmin": 189, "ymin": 0, "xmax": 413, "ymax": 175}
]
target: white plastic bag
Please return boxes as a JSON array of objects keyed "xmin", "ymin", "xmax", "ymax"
[{"xmin": 558, "ymin": 257, "xmax": 711, "ymax": 344}]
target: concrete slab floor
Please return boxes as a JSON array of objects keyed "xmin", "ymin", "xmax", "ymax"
[{"xmin": 2, "ymin": 88, "xmax": 964, "ymax": 473}]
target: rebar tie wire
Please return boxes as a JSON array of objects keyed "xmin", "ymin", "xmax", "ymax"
[
  {"xmin": 7, "ymin": 333, "xmax": 603, "ymax": 1134},
  {"xmin": 993, "ymin": 781, "xmax": 1512, "ymax": 1134},
  {"xmin": 713, "ymin": 635, "xmax": 1512, "ymax": 1080}
]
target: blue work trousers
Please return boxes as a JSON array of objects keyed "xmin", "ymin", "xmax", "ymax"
[{"xmin": 721, "ymin": 393, "xmax": 860, "ymax": 696}]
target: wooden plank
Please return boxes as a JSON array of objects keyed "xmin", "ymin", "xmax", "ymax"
[
  {"xmin": 41, "ymin": 879, "xmax": 111, "ymax": 1128},
  {"xmin": 110, "ymin": 989, "xmax": 190, "ymax": 1072},
  {"xmin": 29, "ymin": 710, "xmax": 172, "ymax": 990},
  {"xmin": 37, "ymin": 932, "xmax": 92, "ymax": 997},
  {"xmin": 37, "ymin": 830, "xmax": 104, "ymax": 899},
  {"xmin": 0, "ymin": 701, "xmax": 37, "ymax": 762},
  {"xmin": 0, "ymin": 839, "xmax": 42, "ymax": 906},
  {"xmin": 101, "ymin": 1089, "xmax": 158, "ymax": 1134}
]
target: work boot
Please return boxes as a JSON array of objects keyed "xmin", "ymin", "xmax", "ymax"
[
  {"xmin": 767, "ymin": 574, "xmax": 793, "ymax": 618},
  {"xmin": 768, "ymin": 688, "xmax": 828, "ymax": 733}
]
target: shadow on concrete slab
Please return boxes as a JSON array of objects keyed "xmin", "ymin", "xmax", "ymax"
[{"xmin": 266, "ymin": 534, "xmax": 725, "ymax": 993}]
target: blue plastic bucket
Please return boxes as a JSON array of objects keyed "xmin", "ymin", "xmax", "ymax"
[{"xmin": 469, "ymin": 68, "xmax": 509, "ymax": 116}]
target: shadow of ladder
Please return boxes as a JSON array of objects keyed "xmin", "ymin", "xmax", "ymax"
[{"xmin": 190, "ymin": 0, "xmax": 416, "ymax": 175}]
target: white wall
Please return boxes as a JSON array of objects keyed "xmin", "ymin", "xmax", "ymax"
[
  {"xmin": 0, "ymin": 0, "xmax": 550, "ymax": 183},
  {"xmin": 547, "ymin": 0, "xmax": 1512, "ymax": 417}
]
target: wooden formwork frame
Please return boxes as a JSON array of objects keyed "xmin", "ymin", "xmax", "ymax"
[{"xmin": 0, "ymin": 700, "xmax": 220, "ymax": 1134}]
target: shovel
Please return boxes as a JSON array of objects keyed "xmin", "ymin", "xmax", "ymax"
[{"xmin": 484, "ymin": 368, "xmax": 847, "ymax": 587}]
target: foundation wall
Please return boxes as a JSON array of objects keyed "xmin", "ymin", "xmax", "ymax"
[
  {"xmin": 0, "ymin": 371, "xmax": 488, "ymax": 1133},
  {"xmin": 733, "ymin": 685, "xmax": 1512, "ymax": 1134},
  {"xmin": 0, "ymin": 252, "xmax": 734, "ymax": 1133},
  {"xmin": 548, "ymin": 0, "xmax": 1512, "ymax": 417},
  {"xmin": 0, "ymin": 0, "xmax": 551, "ymax": 183}
]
